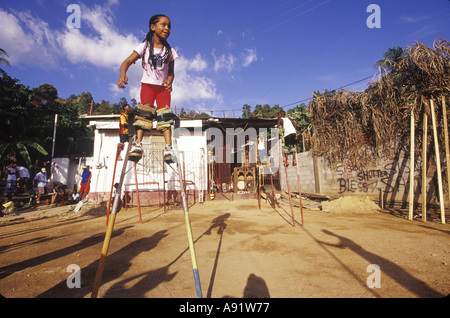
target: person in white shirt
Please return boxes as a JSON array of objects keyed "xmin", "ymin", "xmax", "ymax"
[
  {"xmin": 33, "ymin": 168, "xmax": 47, "ymax": 204},
  {"xmin": 118, "ymin": 14, "xmax": 178, "ymax": 164},
  {"xmin": 277, "ymin": 110, "xmax": 298, "ymax": 166},
  {"xmin": 3, "ymin": 164, "xmax": 17, "ymax": 196},
  {"xmin": 258, "ymin": 132, "xmax": 269, "ymax": 164}
]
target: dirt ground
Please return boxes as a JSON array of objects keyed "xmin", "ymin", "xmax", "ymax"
[{"xmin": 0, "ymin": 194, "xmax": 449, "ymax": 299}]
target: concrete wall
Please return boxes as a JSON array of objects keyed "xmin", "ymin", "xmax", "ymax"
[
  {"xmin": 280, "ymin": 149, "xmax": 444, "ymax": 206},
  {"xmin": 279, "ymin": 152, "xmax": 317, "ymax": 194}
]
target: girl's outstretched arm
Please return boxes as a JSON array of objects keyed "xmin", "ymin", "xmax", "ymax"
[{"xmin": 117, "ymin": 51, "xmax": 140, "ymax": 88}]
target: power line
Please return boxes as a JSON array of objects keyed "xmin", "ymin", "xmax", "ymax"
[
  {"xmin": 175, "ymin": 73, "xmax": 378, "ymax": 116},
  {"xmin": 279, "ymin": 74, "xmax": 376, "ymax": 109},
  {"xmin": 235, "ymin": 0, "xmax": 331, "ymax": 47},
  {"xmin": 261, "ymin": 5, "xmax": 365, "ymax": 100}
]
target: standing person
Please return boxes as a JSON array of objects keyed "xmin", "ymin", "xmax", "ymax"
[
  {"xmin": 3, "ymin": 163, "xmax": 17, "ymax": 196},
  {"xmin": 34, "ymin": 168, "xmax": 47, "ymax": 204},
  {"xmin": 16, "ymin": 165, "xmax": 30, "ymax": 192},
  {"xmin": 277, "ymin": 110, "xmax": 298, "ymax": 166},
  {"xmin": 117, "ymin": 104, "xmax": 131, "ymax": 161},
  {"xmin": 46, "ymin": 179, "xmax": 66, "ymax": 205},
  {"xmin": 79, "ymin": 166, "xmax": 91, "ymax": 200},
  {"xmin": 257, "ymin": 131, "xmax": 269, "ymax": 164},
  {"xmin": 117, "ymin": 14, "xmax": 179, "ymax": 164}
]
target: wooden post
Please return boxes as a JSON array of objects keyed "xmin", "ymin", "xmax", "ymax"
[
  {"xmin": 430, "ymin": 99, "xmax": 446, "ymax": 224},
  {"xmin": 409, "ymin": 112, "xmax": 415, "ymax": 221},
  {"xmin": 442, "ymin": 96, "xmax": 450, "ymax": 208},
  {"xmin": 422, "ymin": 113, "xmax": 428, "ymax": 222}
]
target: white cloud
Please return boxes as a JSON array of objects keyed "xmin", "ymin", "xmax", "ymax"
[
  {"xmin": 213, "ymin": 51, "xmax": 236, "ymax": 73},
  {"xmin": 0, "ymin": 9, "xmax": 58, "ymax": 68},
  {"xmin": 57, "ymin": 4, "xmax": 139, "ymax": 68},
  {"xmin": 183, "ymin": 53, "xmax": 208, "ymax": 72},
  {"xmin": 399, "ymin": 14, "xmax": 430, "ymax": 24},
  {"xmin": 0, "ymin": 4, "xmax": 222, "ymax": 108},
  {"xmin": 242, "ymin": 48, "xmax": 257, "ymax": 67},
  {"xmin": 212, "ymin": 47, "xmax": 258, "ymax": 72}
]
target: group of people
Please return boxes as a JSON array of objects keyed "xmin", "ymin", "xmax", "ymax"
[
  {"xmin": 33, "ymin": 165, "xmax": 91, "ymax": 205},
  {"xmin": 2, "ymin": 163, "xmax": 33, "ymax": 196},
  {"xmin": 0, "ymin": 161, "xmax": 92, "ymax": 217}
]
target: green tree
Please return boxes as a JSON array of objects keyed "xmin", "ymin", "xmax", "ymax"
[
  {"xmin": 75, "ymin": 91, "xmax": 94, "ymax": 114},
  {"xmin": 242, "ymin": 104, "xmax": 251, "ymax": 118},
  {"xmin": 33, "ymin": 83, "xmax": 58, "ymax": 100},
  {"xmin": 375, "ymin": 46, "xmax": 405, "ymax": 73},
  {"xmin": 0, "ymin": 48, "xmax": 11, "ymax": 76}
]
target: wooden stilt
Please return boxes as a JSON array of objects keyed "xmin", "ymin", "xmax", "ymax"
[
  {"xmin": 442, "ymin": 96, "xmax": 450, "ymax": 211},
  {"xmin": 422, "ymin": 113, "xmax": 428, "ymax": 222},
  {"xmin": 430, "ymin": 99, "xmax": 446, "ymax": 224},
  {"xmin": 409, "ymin": 112, "xmax": 415, "ymax": 221}
]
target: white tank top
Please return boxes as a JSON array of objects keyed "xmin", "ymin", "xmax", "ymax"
[{"xmin": 282, "ymin": 118, "xmax": 296, "ymax": 136}]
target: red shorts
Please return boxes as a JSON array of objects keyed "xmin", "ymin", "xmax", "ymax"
[{"xmin": 140, "ymin": 83, "xmax": 171, "ymax": 110}]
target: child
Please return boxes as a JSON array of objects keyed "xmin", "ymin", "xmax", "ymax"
[
  {"xmin": 71, "ymin": 187, "xmax": 80, "ymax": 204},
  {"xmin": 277, "ymin": 110, "xmax": 298, "ymax": 166},
  {"xmin": 33, "ymin": 168, "xmax": 47, "ymax": 204},
  {"xmin": 1, "ymin": 196, "xmax": 16, "ymax": 217},
  {"xmin": 117, "ymin": 14, "xmax": 179, "ymax": 164},
  {"xmin": 118, "ymin": 104, "xmax": 131, "ymax": 161}
]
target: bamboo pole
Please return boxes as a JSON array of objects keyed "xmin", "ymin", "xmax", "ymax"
[
  {"xmin": 442, "ymin": 96, "xmax": 450, "ymax": 209},
  {"xmin": 430, "ymin": 99, "xmax": 446, "ymax": 224},
  {"xmin": 422, "ymin": 113, "xmax": 428, "ymax": 222},
  {"xmin": 409, "ymin": 112, "xmax": 415, "ymax": 221},
  {"xmin": 92, "ymin": 212, "xmax": 116, "ymax": 298}
]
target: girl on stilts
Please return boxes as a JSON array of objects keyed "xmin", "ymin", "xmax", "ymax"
[{"xmin": 117, "ymin": 14, "xmax": 178, "ymax": 163}]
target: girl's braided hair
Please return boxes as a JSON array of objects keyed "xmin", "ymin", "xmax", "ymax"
[{"xmin": 142, "ymin": 14, "xmax": 172, "ymax": 70}]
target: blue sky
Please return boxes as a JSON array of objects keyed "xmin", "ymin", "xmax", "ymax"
[{"xmin": 1, "ymin": 0, "xmax": 449, "ymax": 117}]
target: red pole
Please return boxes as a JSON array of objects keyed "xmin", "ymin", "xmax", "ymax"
[
  {"xmin": 295, "ymin": 153, "xmax": 304, "ymax": 226},
  {"xmin": 258, "ymin": 166, "xmax": 261, "ymax": 209},
  {"xmin": 134, "ymin": 162, "xmax": 142, "ymax": 223},
  {"xmin": 270, "ymin": 172, "xmax": 275, "ymax": 208},
  {"xmin": 284, "ymin": 162, "xmax": 295, "ymax": 227}
]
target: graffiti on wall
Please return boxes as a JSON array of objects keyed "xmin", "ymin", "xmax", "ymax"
[{"xmin": 335, "ymin": 158, "xmax": 414, "ymax": 194}]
